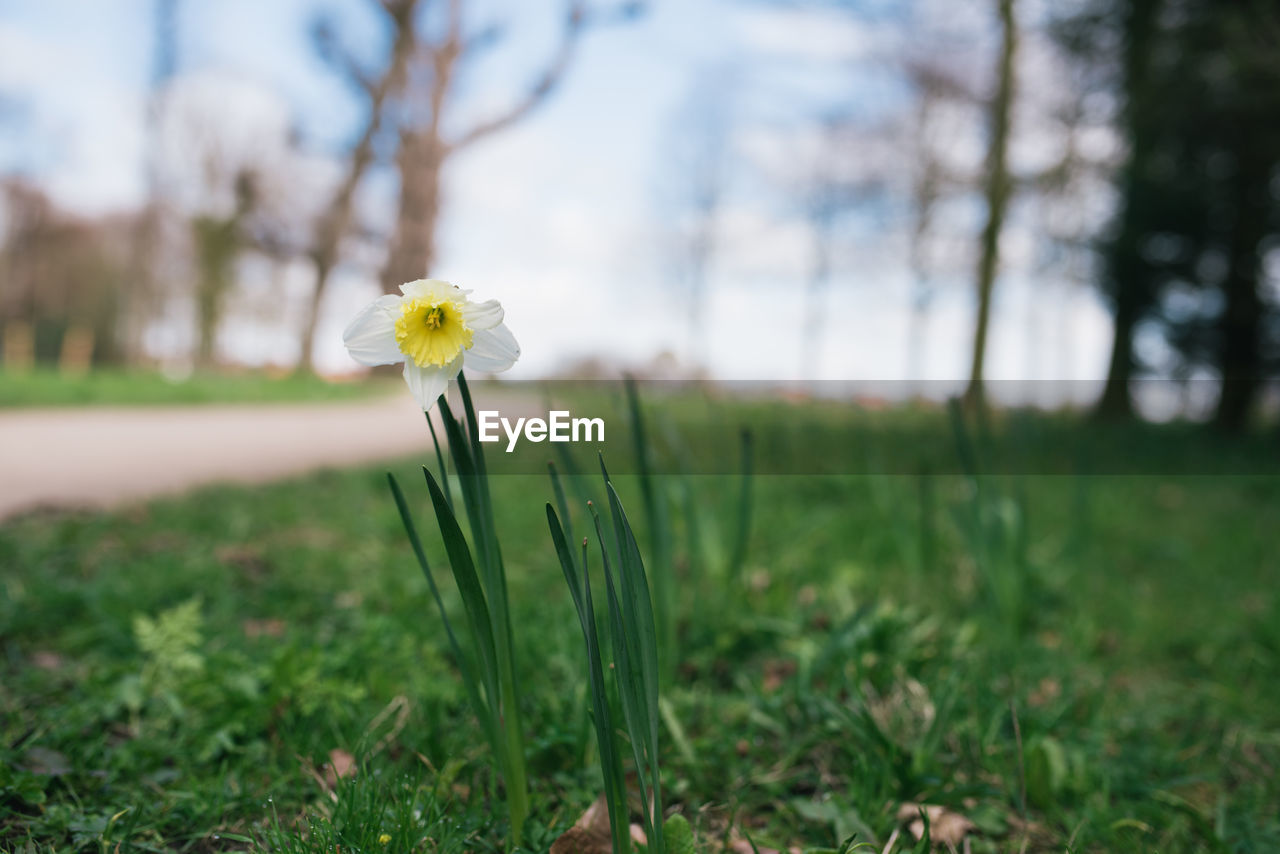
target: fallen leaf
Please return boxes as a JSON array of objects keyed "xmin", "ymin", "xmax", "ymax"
[
  {"xmin": 1028, "ymin": 677, "xmax": 1061, "ymax": 707},
  {"xmin": 550, "ymin": 794, "xmax": 648, "ymax": 854},
  {"xmin": 896, "ymin": 802, "xmax": 975, "ymax": 848},
  {"xmin": 866, "ymin": 679, "xmax": 936, "ymax": 747},
  {"xmin": 32, "ymin": 651, "xmax": 63, "ymax": 670},
  {"xmin": 242, "ymin": 618, "xmax": 285, "ymax": 638},
  {"xmin": 725, "ymin": 833, "xmax": 802, "ymax": 854},
  {"xmin": 761, "ymin": 658, "xmax": 796, "ymax": 694},
  {"xmin": 550, "ymin": 795, "xmax": 614, "ymax": 854},
  {"xmin": 215, "ymin": 545, "xmax": 269, "ymax": 579},
  {"xmin": 324, "ymin": 748, "xmax": 356, "ymax": 788}
]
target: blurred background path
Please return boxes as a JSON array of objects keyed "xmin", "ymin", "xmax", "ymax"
[{"xmin": 0, "ymin": 394, "xmax": 437, "ymax": 520}]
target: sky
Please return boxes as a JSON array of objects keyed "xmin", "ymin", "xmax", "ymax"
[{"xmin": 0, "ymin": 0, "xmax": 1113, "ymax": 401}]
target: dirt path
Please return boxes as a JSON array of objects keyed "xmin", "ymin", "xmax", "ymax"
[{"xmin": 0, "ymin": 393, "xmax": 447, "ymax": 521}]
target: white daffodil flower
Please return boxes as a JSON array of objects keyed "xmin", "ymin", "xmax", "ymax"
[{"xmin": 342, "ymin": 279, "xmax": 520, "ymax": 410}]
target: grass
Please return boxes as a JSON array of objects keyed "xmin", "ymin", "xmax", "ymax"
[
  {"xmin": 1, "ymin": 398, "xmax": 1278, "ymax": 852},
  {"xmin": 0, "ymin": 369, "xmax": 395, "ymax": 408}
]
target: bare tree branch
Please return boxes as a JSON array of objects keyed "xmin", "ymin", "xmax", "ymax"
[
  {"xmin": 445, "ymin": 1, "xmax": 645, "ymax": 152},
  {"xmin": 459, "ymin": 21, "xmax": 507, "ymax": 58},
  {"xmin": 964, "ymin": 0, "xmax": 1019, "ymax": 409},
  {"xmin": 296, "ymin": 0, "xmax": 422, "ymax": 369},
  {"xmin": 311, "ymin": 15, "xmax": 378, "ymax": 97},
  {"xmin": 313, "ymin": 0, "xmax": 419, "ymax": 263},
  {"xmin": 379, "ymin": 0, "xmax": 644, "ymax": 292},
  {"xmin": 313, "ymin": 0, "xmax": 423, "ymax": 99}
]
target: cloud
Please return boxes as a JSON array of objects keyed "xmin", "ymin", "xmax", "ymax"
[
  {"xmin": 734, "ymin": 7, "xmax": 875, "ymax": 63},
  {"xmin": 0, "ymin": 21, "xmax": 148, "ymax": 214}
]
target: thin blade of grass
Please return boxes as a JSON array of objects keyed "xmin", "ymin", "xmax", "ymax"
[
  {"xmin": 425, "ymin": 405, "xmax": 453, "ymax": 513},
  {"xmin": 548, "ymin": 461, "xmax": 578, "ymax": 576},
  {"xmin": 457, "ymin": 372, "xmax": 491, "ymax": 483},
  {"xmin": 606, "ymin": 481, "xmax": 660, "ymax": 734},
  {"xmin": 421, "ymin": 468, "xmax": 501, "ymax": 734},
  {"xmin": 386, "ymin": 472, "xmax": 494, "ymax": 747},
  {"xmin": 439, "ymin": 397, "xmax": 488, "ymax": 564},
  {"xmin": 624, "ymin": 376, "xmax": 661, "ymax": 538},
  {"xmin": 597, "ymin": 461, "xmax": 665, "ymax": 852},
  {"xmin": 596, "ymin": 455, "xmax": 624, "ymax": 575},
  {"xmin": 548, "ymin": 504, "xmax": 585, "ymax": 621},
  {"xmin": 444, "ymin": 388, "xmax": 514, "ymax": 674},
  {"xmin": 624, "ymin": 376, "xmax": 673, "ymax": 675},
  {"xmin": 947, "ymin": 396, "xmax": 981, "ymax": 482},
  {"xmin": 918, "ymin": 467, "xmax": 936, "ymax": 575},
  {"xmin": 444, "ymin": 378, "xmax": 527, "ymax": 845},
  {"xmin": 441, "ymin": 398, "xmax": 515, "ymax": 665},
  {"xmin": 590, "ymin": 502, "xmax": 653, "ymax": 805},
  {"xmin": 727, "ymin": 427, "xmax": 754, "ymax": 581},
  {"xmin": 547, "ymin": 505, "xmax": 631, "ymax": 854},
  {"xmin": 605, "ymin": 481, "xmax": 664, "ymax": 854},
  {"xmin": 555, "ymin": 440, "xmax": 610, "ymax": 538}
]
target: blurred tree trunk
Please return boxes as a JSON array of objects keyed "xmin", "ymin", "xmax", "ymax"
[
  {"xmin": 683, "ymin": 201, "xmax": 716, "ymax": 366},
  {"xmin": 1212, "ymin": 144, "xmax": 1268, "ymax": 431},
  {"xmin": 382, "ymin": 131, "xmax": 445, "ymax": 291},
  {"xmin": 1094, "ymin": 273, "xmax": 1141, "ymax": 419},
  {"xmin": 906, "ymin": 93, "xmax": 942, "ymax": 393},
  {"xmin": 59, "ymin": 325, "xmax": 94, "ymax": 375},
  {"xmin": 295, "ymin": 0, "xmax": 632, "ymax": 385},
  {"xmin": 382, "ymin": 38, "xmax": 453, "ymax": 295},
  {"xmin": 2, "ymin": 321, "xmax": 34, "ymax": 373},
  {"xmin": 297, "ymin": 0, "xmax": 420, "ymax": 373},
  {"xmin": 1095, "ymin": 0, "xmax": 1161, "ymax": 420},
  {"xmin": 1207, "ymin": 2, "xmax": 1280, "ymax": 430},
  {"xmin": 963, "ymin": 0, "xmax": 1018, "ymax": 411},
  {"xmin": 192, "ymin": 216, "xmax": 241, "ymax": 371},
  {"xmin": 122, "ymin": 0, "xmax": 181, "ymax": 367},
  {"xmin": 667, "ymin": 72, "xmax": 730, "ymax": 367},
  {"xmin": 297, "ymin": 241, "xmax": 335, "ymax": 374},
  {"xmin": 191, "ymin": 175, "xmax": 254, "ymax": 371},
  {"xmin": 379, "ymin": 1, "xmax": 609, "ymax": 295},
  {"xmin": 801, "ymin": 203, "xmax": 834, "ymax": 380}
]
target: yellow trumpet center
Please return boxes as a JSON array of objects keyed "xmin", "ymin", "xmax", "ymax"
[{"xmin": 395, "ymin": 296, "xmax": 473, "ymax": 368}]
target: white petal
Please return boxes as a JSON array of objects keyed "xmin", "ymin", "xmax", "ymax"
[
  {"xmin": 403, "ymin": 356, "xmax": 463, "ymax": 411},
  {"xmin": 399, "ymin": 279, "xmax": 429, "ymax": 298},
  {"xmin": 342, "ymin": 295, "xmax": 404, "ymax": 366},
  {"xmin": 462, "ymin": 299, "xmax": 504, "ymax": 330},
  {"xmin": 400, "ymin": 278, "xmax": 462, "ymax": 301},
  {"xmin": 464, "ymin": 324, "xmax": 520, "ymax": 373}
]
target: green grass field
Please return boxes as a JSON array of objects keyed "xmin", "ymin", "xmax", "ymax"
[
  {"xmin": 0, "ymin": 369, "xmax": 395, "ymax": 408},
  {"xmin": 2, "ymin": 400, "xmax": 1278, "ymax": 852}
]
